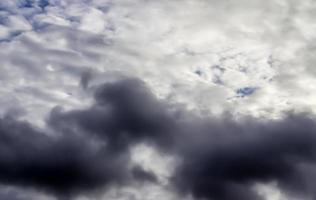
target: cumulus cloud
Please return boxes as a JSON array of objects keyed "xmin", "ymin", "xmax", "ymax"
[
  {"xmin": 1, "ymin": 0, "xmax": 316, "ymax": 122},
  {"xmin": 0, "ymin": 115, "xmax": 130, "ymax": 199},
  {"xmin": 0, "ymin": 79, "xmax": 168, "ymax": 200},
  {"xmin": 0, "ymin": 78, "xmax": 316, "ymax": 200},
  {"xmin": 1, "ymin": 0, "xmax": 316, "ymax": 199},
  {"xmin": 172, "ymin": 113, "xmax": 316, "ymax": 200}
]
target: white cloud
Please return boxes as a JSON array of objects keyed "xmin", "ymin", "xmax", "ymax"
[
  {"xmin": 0, "ymin": 25, "xmax": 10, "ymax": 39},
  {"xmin": 1, "ymin": 0, "xmax": 316, "ymax": 199},
  {"xmin": 7, "ymin": 15, "xmax": 32, "ymax": 31},
  {"xmin": 79, "ymin": 8, "xmax": 107, "ymax": 34}
]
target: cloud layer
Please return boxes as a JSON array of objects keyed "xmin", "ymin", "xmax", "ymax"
[
  {"xmin": 1, "ymin": 0, "xmax": 316, "ymax": 123},
  {"xmin": 1, "ymin": 78, "xmax": 316, "ymax": 200},
  {"xmin": 1, "ymin": 0, "xmax": 316, "ymax": 200}
]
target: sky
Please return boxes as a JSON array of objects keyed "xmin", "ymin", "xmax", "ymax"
[{"xmin": 0, "ymin": 0, "xmax": 316, "ymax": 200}]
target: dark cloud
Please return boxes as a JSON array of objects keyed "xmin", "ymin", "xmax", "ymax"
[
  {"xmin": 131, "ymin": 165, "xmax": 158, "ymax": 183},
  {"xmin": 50, "ymin": 78, "xmax": 176, "ymax": 152},
  {"xmin": 1, "ymin": 77, "xmax": 316, "ymax": 200},
  {"xmin": 0, "ymin": 193, "xmax": 27, "ymax": 200},
  {"xmin": 80, "ymin": 69, "xmax": 94, "ymax": 90},
  {"xmin": 0, "ymin": 115, "xmax": 131, "ymax": 199},
  {"xmin": 172, "ymin": 114, "xmax": 316, "ymax": 200},
  {"xmin": 0, "ymin": 78, "xmax": 172, "ymax": 199}
]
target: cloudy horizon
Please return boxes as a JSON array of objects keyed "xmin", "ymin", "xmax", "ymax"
[{"xmin": 0, "ymin": 0, "xmax": 316, "ymax": 200}]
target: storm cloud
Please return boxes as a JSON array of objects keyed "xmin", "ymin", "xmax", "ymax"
[
  {"xmin": 172, "ymin": 114, "xmax": 316, "ymax": 200},
  {"xmin": 0, "ymin": 78, "xmax": 316, "ymax": 200},
  {"xmin": 0, "ymin": 114, "xmax": 138, "ymax": 199},
  {"xmin": 0, "ymin": 78, "xmax": 166, "ymax": 199},
  {"xmin": 1, "ymin": 0, "xmax": 316, "ymax": 199}
]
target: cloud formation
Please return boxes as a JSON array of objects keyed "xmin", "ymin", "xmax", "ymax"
[
  {"xmin": 1, "ymin": 1, "xmax": 316, "ymax": 200},
  {"xmin": 1, "ymin": 0, "xmax": 316, "ymax": 123},
  {"xmin": 173, "ymin": 114, "xmax": 316, "ymax": 200},
  {"xmin": 0, "ymin": 79, "xmax": 165, "ymax": 199},
  {"xmin": 1, "ymin": 78, "xmax": 316, "ymax": 200},
  {"xmin": 0, "ymin": 115, "xmax": 131, "ymax": 199}
]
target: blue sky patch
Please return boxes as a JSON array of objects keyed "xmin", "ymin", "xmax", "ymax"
[
  {"xmin": 18, "ymin": 0, "xmax": 34, "ymax": 8},
  {"xmin": 236, "ymin": 87, "xmax": 256, "ymax": 97},
  {"xmin": 38, "ymin": 0, "xmax": 49, "ymax": 9}
]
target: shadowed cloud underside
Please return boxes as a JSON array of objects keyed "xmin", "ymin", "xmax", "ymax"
[{"xmin": 0, "ymin": 78, "xmax": 316, "ymax": 200}]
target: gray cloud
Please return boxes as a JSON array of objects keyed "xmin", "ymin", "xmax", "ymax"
[
  {"xmin": 80, "ymin": 69, "xmax": 94, "ymax": 90},
  {"xmin": 1, "ymin": 1, "xmax": 316, "ymax": 199},
  {"xmin": 0, "ymin": 79, "xmax": 164, "ymax": 199},
  {"xmin": 172, "ymin": 113, "xmax": 316, "ymax": 200},
  {"xmin": 49, "ymin": 78, "xmax": 176, "ymax": 152},
  {"xmin": 0, "ymin": 115, "xmax": 129, "ymax": 199},
  {"xmin": 1, "ymin": 78, "xmax": 316, "ymax": 200}
]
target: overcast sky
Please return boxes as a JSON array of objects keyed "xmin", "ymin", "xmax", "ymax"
[{"xmin": 0, "ymin": 0, "xmax": 316, "ymax": 200}]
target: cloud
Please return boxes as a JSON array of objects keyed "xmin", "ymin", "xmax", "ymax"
[
  {"xmin": 1, "ymin": 1, "xmax": 316, "ymax": 199},
  {"xmin": 48, "ymin": 78, "xmax": 316, "ymax": 200},
  {"xmin": 1, "ymin": 77, "xmax": 316, "ymax": 200},
  {"xmin": 49, "ymin": 78, "xmax": 179, "ymax": 153},
  {"xmin": 172, "ymin": 113, "xmax": 316, "ymax": 200},
  {"xmin": 0, "ymin": 0, "xmax": 315, "ymax": 123},
  {"xmin": 0, "ymin": 184, "xmax": 56, "ymax": 200},
  {"xmin": 80, "ymin": 69, "xmax": 94, "ymax": 90},
  {"xmin": 0, "ymin": 115, "xmax": 130, "ymax": 199},
  {"xmin": 0, "ymin": 79, "xmax": 166, "ymax": 199}
]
